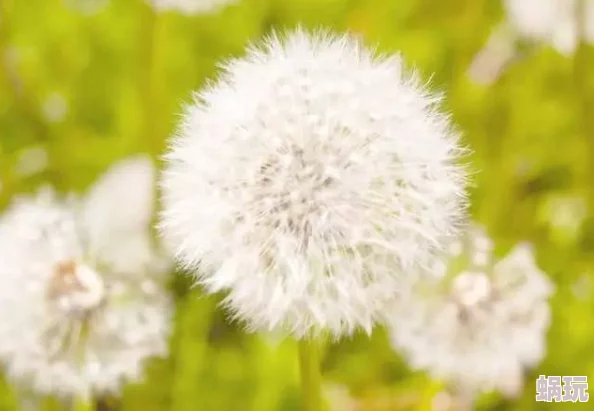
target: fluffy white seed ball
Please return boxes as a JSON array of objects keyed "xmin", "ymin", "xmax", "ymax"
[
  {"xmin": 0, "ymin": 157, "xmax": 173, "ymax": 398},
  {"xmin": 160, "ymin": 29, "xmax": 468, "ymax": 339},
  {"xmin": 388, "ymin": 228, "xmax": 554, "ymax": 397}
]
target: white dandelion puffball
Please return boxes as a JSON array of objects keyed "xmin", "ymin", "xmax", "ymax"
[
  {"xmin": 0, "ymin": 156, "xmax": 173, "ymax": 398},
  {"xmin": 160, "ymin": 29, "xmax": 468, "ymax": 339},
  {"xmin": 146, "ymin": 0, "xmax": 238, "ymax": 14},
  {"xmin": 504, "ymin": 0, "xmax": 594, "ymax": 55},
  {"xmin": 388, "ymin": 227, "xmax": 554, "ymax": 397}
]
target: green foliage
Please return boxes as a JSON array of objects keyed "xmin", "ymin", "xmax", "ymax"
[{"xmin": 1, "ymin": 0, "xmax": 594, "ymax": 410}]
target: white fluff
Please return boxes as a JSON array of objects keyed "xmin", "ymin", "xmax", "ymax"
[
  {"xmin": 388, "ymin": 228, "xmax": 554, "ymax": 397},
  {"xmin": 0, "ymin": 156, "xmax": 173, "ymax": 398},
  {"xmin": 160, "ymin": 29, "xmax": 468, "ymax": 339}
]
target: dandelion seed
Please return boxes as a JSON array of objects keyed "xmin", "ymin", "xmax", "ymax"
[
  {"xmin": 0, "ymin": 156, "xmax": 173, "ymax": 398},
  {"xmin": 388, "ymin": 230, "xmax": 554, "ymax": 397},
  {"xmin": 159, "ymin": 28, "xmax": 468, "ymax": 339}
]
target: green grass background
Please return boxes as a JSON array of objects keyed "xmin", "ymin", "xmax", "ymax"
[{"xmin": 1, "ymin": 0, "xmax": 594, "ymax": 410}]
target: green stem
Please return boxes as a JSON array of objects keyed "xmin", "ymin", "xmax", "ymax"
[
  {"xmin": 72, "ymin": 395, "xmax": 94, "ymax": 411},
  {"xmin": 573, "ymin": 0, "xmax": 594, "ymax": 208},
  {"xmin": 298, "ymin": 339, "xmax": 323, "ymax": 411},
  {"xmin": 141, "ymin": 6, "xmax": 166, "ymax": 156},
  {"xmin": 170, "ymin": 294, "xmax": 215, "ymax": 411}
]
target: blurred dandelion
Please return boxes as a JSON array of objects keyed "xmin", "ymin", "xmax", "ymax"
[
  {"xmin": 160, "ymin": 27, "xmax": 467, "ymax": 411},
  {"xmin": 469, "ymin": 0, "xmax": 594, "ymax": 84},
  {"xmin": 0, "ymin": 156, "xmax": 173, "ymax": 403},
  {"xmin": 388, "ymin": 227, "xmax": 554, "ymax": 403},
  {"xmin": 504, "ymin": 0, "xmax": 594, "ymax": 55},
  {"xmin": 146, "ymin": 0, "xmax": 239, "ymax": 14}
]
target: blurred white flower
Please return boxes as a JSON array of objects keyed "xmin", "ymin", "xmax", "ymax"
[
  {"xmin": 388, "ymin": 228, "xmax": 554, "ymax": 397},
  {"xmin": 15, "ymin": 145, "xmax": 49, "ymax": 178},
  {"xmin": 42, "ymin": 93, "xmax": 68, "ymax": 124},
  {"xmin": 504, "ymin": 0, "xmax": 594, "ymax": 55},
  {"xmin": 159, "ymin": 29, "xmax": 468, "ymax": 339},
  {"xmin": 470, "ymin": 0, "xmax": 594, "ymax": 84},
  {"xmin": 146, "ymin": 0, "xmax": 238, "ymax": 14},
  {"xmin": 0, "ymin": 156, "xmax": 173, "ymax": 398}
]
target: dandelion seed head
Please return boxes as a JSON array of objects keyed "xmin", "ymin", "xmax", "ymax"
[
  {"xmin": 160, "ymin": 29, "xmax": 468, "ymax": 339},
  {"xmin": 388, "ymin": 228, "xmax": 554, "ymax": 397},
  {"xmin": 0, "ymin": 157, "xmax": 173, "ymax": 397},
  {"xmin": 504, "ymin": 0, "xmax": 594, "ymax": 55}
]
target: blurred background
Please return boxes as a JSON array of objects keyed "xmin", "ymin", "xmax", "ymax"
[{"xmin": 1, "ymin": 0, "xmax": 593, "ymax": 410}]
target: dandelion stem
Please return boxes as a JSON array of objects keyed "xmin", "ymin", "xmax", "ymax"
[
  {"xmin": 298, "ymin": 339, "xmax": 323, "ymax": 411},
  {"xmin": 573, "ymin": 0, "xmax": 594, "ymax": 208},
  {"xmin": 170, "ymin": 293, "xmax": 215, "ymax": 411},
  {"xmin": 141, "ymin": 6, "xmax": 166, "ymax": 156},
  {"xmin": 72, "ymin": 395, "xmax": 94, "ymax": 411}
]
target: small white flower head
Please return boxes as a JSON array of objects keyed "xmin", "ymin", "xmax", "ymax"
[
  {"xmin": 504, "ymin": 0, "xmax": 594, "ymax": 55},
  {"xmin": 388, "ymin": 227, "xmax": 554, "ymax": 397},
  {"xmin": 146, "ymin": 0, "xmax": 238, "ymax": 14},
  {"xmin": 0, "ymin": 156, "xmax": 173, "ymax": 398},
  {"xmin": 159, "ymin": 28, "xmax": 468, "ymax": 339}
]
